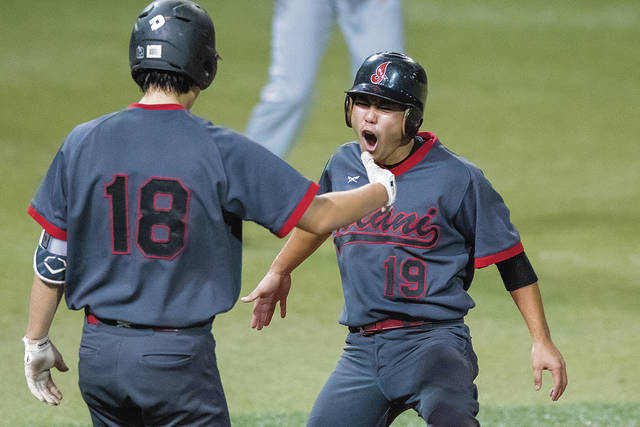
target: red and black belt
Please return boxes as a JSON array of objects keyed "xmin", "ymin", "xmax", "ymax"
[
  {"xmin": 86, "ymin": 311, "xmax": 211, "ymax": 332},
  {"xmin": 348, "ymin": 318, "xmax": 462, "ymax": 337}
]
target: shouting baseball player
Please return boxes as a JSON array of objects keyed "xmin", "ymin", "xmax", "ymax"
[
  {"xmin": 21, "ymin": 2, "xmax": 396, "ymax": 426},
  {"xmin": 243, "ymin": 52, "xmax": 568, "ymax": 426}
]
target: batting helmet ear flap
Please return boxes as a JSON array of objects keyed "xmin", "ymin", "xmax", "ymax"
[
  {"xmin": 403, "ymin": 107, "xmax": 423, "ymax": 139},
  {"xmin": 203, "ymin": 53, "xmax": 220, "ymax": 87},
  {"xmin": 344, "ymin": 94, "xmax": 354, "ymax": 128}
]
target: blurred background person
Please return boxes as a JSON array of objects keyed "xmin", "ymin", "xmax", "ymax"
[{"xmin": 246, "ymin": 0, "xmax": 404, "ymax": 157}]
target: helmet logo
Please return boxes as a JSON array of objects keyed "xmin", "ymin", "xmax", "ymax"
[
  {"xmin": 149, "ymin": 14, "xmax": 166, "ymax": 31},
  {"xmin": 370, "ymin": 62, "xmax": 391, "ymax": 84},
  {"xmin": 146, "ymin": 45, "xmax": 162, "ymax": 59}
]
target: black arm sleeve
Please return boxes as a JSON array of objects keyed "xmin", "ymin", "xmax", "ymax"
[{"xmin": 496, "ymin": 251, "xmax": 538, "ymax": 291}]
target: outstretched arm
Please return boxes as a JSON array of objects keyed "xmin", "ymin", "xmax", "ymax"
[
  {"xmin": 296, "ymin": 152, "xmax": 395, "ymax": 235},
  {"xmin": 510, "ymin": 283, "xmax": 567, "ymax": 401},
  {"xmin": 243, "ymin": 152, "xmax": 394, "ymax": 329},
  {"xmin": 242, "ymin": 228, "xmax": 331, "ymax": 329}
]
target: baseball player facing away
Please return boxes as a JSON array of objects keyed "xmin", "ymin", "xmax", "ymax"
[
  {"xmin": 21, "ymin": 2, "xmax": 397, "ymax": 426},
  {"xmin": 243, "ymin": 52, "xmax": 568, "ymax": 426}
]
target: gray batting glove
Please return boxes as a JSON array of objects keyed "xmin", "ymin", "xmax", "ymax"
[
  {"xmin": 23, "ymin": 335, "xmax": 68, "ymax": 405},
  {"xmin": 361, "ymin": 151, "xmax": 396, "ymax": 209}
]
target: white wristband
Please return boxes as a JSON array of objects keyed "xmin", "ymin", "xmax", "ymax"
[{"xmin": 23, "ymin": 336, "xmax": 51, "ymax": 353}]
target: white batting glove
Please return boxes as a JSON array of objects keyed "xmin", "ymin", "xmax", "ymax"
[
  {"xmin": 23, "ymin": 335, "xmax": 68, "ymax": 405},
  {"xmin": 361, "ymin": 151, "xmax": 396, "ymax": 210}
]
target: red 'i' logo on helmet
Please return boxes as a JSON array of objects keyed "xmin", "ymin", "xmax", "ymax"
[{"xmin": 370, "ymin": 62, "xmax": 391, "ymax": 84}]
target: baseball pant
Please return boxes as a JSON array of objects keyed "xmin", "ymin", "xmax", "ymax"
[
  {"xmin": 245, "ymin": 0, "xmax": 404, "ymax": 157},
  {"xmin": 78, "ymin": 319, "xmax": 229, "ymax": 427},
  {"xmin": 308, "ymin": 323, "xmax": 480, "ymax": 427}
]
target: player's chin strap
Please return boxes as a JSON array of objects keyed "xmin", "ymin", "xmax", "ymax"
[{"xmin": 360, "ymin": 151, "xmax": 396, "ymax": 210}]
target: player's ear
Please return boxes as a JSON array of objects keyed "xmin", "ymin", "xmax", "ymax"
[
  {"xmin": 402, "ymin": 107, "xmax": 423, "ymax": 139},
  {"xmin": 344, "ymin": 95, "xmax": 353, "ymax": 128}
]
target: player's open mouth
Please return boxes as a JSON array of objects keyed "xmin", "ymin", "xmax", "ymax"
[{"xmin": 362, "ymin": 130, "xmax": 378, "ymax": 151}]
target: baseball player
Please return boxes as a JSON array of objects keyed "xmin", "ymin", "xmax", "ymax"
[
  {"xmin": 21, "ymin": 2, "xmax": 396, "ymax": 426},
  {"xmin": 246, "ymin": 0, "xmax": 404, "ymax": 157},
  {"xmin": 244, "ymin": 52, "xmax": 568, "ymax": 426}
]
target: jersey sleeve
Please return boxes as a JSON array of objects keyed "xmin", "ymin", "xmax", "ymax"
[
  {"xmin": 318, "ymin": 157, "xmax": 334, "ymax": 195},
  {"xmin": 28, "ymin": 148, "xmax": 68, "ymax": 240},
  {"xmin": 454, "ymin": 165, "xmax": 523, "ymax": 268},
  {"xmin": 218, "ymin": 133, "xmax": 318, "ymax": 238}
]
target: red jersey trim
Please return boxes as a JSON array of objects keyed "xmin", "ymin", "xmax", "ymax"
[
  {"xmin": 27, "ymin": 205, "xmax": 68, "ymax": 241},
  {"xmin": 389, "ymin": 132, "xmax": 437, "ymax": 176},
  {"xmin": 276, "ymin": 182, "xmax": 320, "ymax": 238},
  {"xmin": 474, "ymin": 241, "xmax": 524, "ymax": 269},
  {"xmin": 127, "ymin": 103, "xmax": 184, "ymax": 110}
]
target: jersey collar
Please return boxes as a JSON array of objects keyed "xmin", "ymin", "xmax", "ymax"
[
  {"xmin": 128, "ymin": 103, "xmax": 185, "ymax": 110},
  {"xmin": 388, "ymin": 132, "xmax": 437, "ymax": 176}
]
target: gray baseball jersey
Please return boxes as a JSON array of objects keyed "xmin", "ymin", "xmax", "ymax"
[
  {"xmin": 28, "ymin": 103, "xmax": 319, "ymax": 327},
  {"xmin": 319, "ymin": 132, "xmax": 523, "ymax": 326}
]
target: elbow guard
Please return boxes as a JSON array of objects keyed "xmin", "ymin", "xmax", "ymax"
[{"xmin": 33, "ymin": 230, "xmax": 67, "ymax": 286}]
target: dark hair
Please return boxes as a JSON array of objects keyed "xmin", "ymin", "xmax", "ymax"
[{"xmin": 132, "ymin": 69, "xmax": 197, "ymax": 94}]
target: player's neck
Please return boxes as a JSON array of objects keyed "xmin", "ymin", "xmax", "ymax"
[{"xmin": 138, "ymin": 87, "xmax": 200, "ymax": 110}]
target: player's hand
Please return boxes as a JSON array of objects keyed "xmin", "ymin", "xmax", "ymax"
[
  {"xmin": 531, "ymin": 339, "xmax": 567, "ymax": 401},
  {"xmin": 23, "ymin": 335, "xmax": 69, "ymax": 405},
  {"xmin": 241, "ymin": 271, "xmax": 292, "ymax": 330},
  {"xmin": 360, "ymin": 151, "xmax": 396, "ymax": 210}
]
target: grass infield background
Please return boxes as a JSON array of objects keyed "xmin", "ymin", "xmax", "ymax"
[{"xmin": 1, "ymin": 0, "xmax": 639, "ymax": 425}]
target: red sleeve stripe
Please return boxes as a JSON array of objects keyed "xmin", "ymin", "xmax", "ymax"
[
  {"xmin": 27, "ymin": 205, "xmax": 67, "ymax": 241},
  {"xmin": 474, "ymin": 241, "xmax": 524, "ymax": 269},
  {"xmin": 275, "ymin": 182, "xmax": 320, "ymax": 238}
]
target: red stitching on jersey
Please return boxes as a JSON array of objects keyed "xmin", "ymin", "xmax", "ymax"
[
  {"xmin": 135, "ymin": 176, "xmax": 191, "ymax": 260},
  {"xmin": 474, "ymin": 241, "xmax": 524, "ymax": 269},
  {"xmin": 127, "ymin": 103, "xmax": 184, "ymax": 110},
  {"xmin": 333, "ymin": 231, "xmax": 440, "ymax": 254},
  {"xmin": 27, "ymin": 205, "xmax": 67, "ymax": 240},
  {"xmin": 383, "ymin": 256, "xmax": 396, "ymax": 297},
  {"xmin": 338, "ymin": 207, "xmax": 439, "ymax": 240},
  {"xmin": 153, "ymin": 192, "xmax": 173, "ymax": 211},
  {"xmin": 150, "ymin": 224, "xmax": 171, "ymax": 243},
  {"xmin": 399, "ymin": 257, "xmax": 428, "ymax": 299},
  {"xmin": 105, "ymin": 174, "xmax": 130, "ymax": 255},
  {"xmin": 276, "ymin": 182, "xmax": 320, "ymax": 238},
  {"xmin": 389, "ymin": 132, "xmax": 437, "ymax": 176}
]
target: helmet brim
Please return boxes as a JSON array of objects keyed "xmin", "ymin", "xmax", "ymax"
[{"xmin": 346, "ymin": 83, "xmax": 423, "ymax": 112}]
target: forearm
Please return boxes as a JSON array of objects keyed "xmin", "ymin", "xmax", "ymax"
[
  {"xmin": 25, "ymin": 276, "xmax": 64, "ymax": 340},
  {"xmin": 270, "ymin": 228, "xmax": 331, "ymax": 275},
  {"xmin": 509, "ymin": 283, "xmax": 552, "ymax": 342},
  {"xmin": 297, "ymin": 183, "xmax": 387, "ymax": 235}
]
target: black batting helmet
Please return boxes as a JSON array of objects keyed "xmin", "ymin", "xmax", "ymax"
[
  {"xmin": 129, "ymin": 0, "xmax": 220, "ymax": 90},
  {"xmin": 345, "ymin": 52, "xmax": 427, "ymax": 139}
]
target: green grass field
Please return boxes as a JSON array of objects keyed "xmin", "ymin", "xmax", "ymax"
[{"xmin": 1, "ymin": 0, "xmax": 639, "ymax": 425}]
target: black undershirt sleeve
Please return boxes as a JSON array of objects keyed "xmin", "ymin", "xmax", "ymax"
[{"xmin": 496, "ymin": 251, "xmax": 538, "ymax": 291}]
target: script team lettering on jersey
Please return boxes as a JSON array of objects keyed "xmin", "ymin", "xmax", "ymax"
[{"xmin": 334, "ymin": 207, "xmax": 440, "ymax": 252}]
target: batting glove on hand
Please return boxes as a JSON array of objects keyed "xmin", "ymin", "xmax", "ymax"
[
  {"xmin": 23, "ymin": 335, "xmax": 68, "ymax": 405},
  {"xmin": 361, "ymin": 151, "xmax": 396, "ymax": 210}
]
